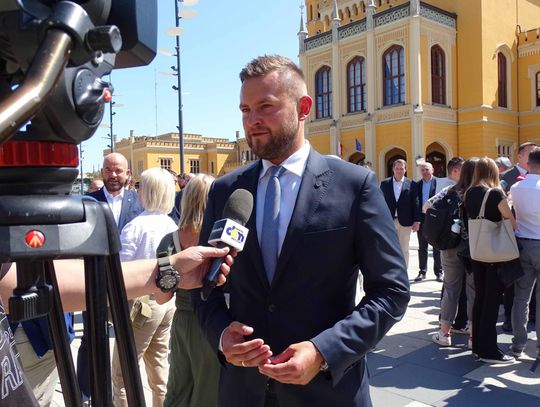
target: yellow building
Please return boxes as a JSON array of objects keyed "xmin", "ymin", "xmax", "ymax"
[
  {"xmin": 300, "ymin": 0, "xmax": 540, "ymax": 179},
  {"xmin": 112, "ymin": 132, "xmax": 239, "ymax": 180}
]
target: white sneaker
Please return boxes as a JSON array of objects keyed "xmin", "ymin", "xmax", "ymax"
[
  {"xmin": 479, "ymin": 355, "xmax": 515, "ymax": 364},
  {"xmin": 432, "ymin": 330, "xmax": 451, "ymax": 347}
]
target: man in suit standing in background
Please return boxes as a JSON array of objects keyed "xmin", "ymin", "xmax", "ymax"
[
  {"xmin": 380, "ymin": 159, "xmax": 420, "ymax": 268},
  {"xmin": 192, "ymin": 55, "xmax": 409, "ymax": 407},
  {"xmin": 77, "ymin": 152, "xmax": 143, "ymax": 401},
  {"xmin": 501, "ymin": 142, "xmax": 538, "ymax": 192},
  {"xmin": 415, "ymin": 161, "xmax": 442, "ymax": 282}
]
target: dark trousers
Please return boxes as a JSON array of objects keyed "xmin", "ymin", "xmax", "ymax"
[
  {"xmin": 264, "ymin": 380, "xmax": 279, "ymax": 407},
  {"xmin": 471, "ymin": 260, "xmax": 505, "ymax": 359},
  {"xmin": 418, "ymin": 223, "xmax": 442, "ymax": 276},
  {"xmin": 77, "ymin": 311, "xmax": 90, "ymax": 400}
]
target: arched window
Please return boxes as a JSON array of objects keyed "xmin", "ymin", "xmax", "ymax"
[
  {"xmin": 345, "ymin": 7, "xmax": 351, "ymax": 20},
  {"xmin": 347, "ymin": 57, "xmax": 366, "ymax": 113},
  {"xmin": 353, "ymin": 4, "xmax": 358, "ymax": 16},
  {"xmin": 324, "ymin": 15, "xmax": 330, "ymax": 29},
  {"xmin": 498, "ymin": 53, "xmax": 508, "ymax": 108},
  {"xmin": 383, "ymin": 45, "xmax": 405, "ymax": 106},
  {"xmin": 315, "ymin": 66, "xmax": 332, "ymax": 119},
  {"xmin": 536, "ymin": 72, "xmax": 540, "ymax": 107},
  {"xmin": 431, "ymin": 45, "xmax": 446, "ymax": 105}
]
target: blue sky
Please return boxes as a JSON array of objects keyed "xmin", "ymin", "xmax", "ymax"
[{"xmin": 83, "ymin": 0, "xmax": 303, "ymax": 172}]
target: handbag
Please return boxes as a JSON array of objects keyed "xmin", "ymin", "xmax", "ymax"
[{"xmin": 467, "ymin": 188, "xmax": 519, "ymax": 263}]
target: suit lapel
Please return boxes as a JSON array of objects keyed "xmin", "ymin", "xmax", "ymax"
[
  {"xmin": 118, "ymin": 190, "xmax": 132, "ymax": 231},
  {"xmin": 272, "ymin": 149, "xmax": 330, "ymax": 287}
]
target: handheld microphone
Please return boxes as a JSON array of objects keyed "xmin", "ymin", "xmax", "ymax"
[{"xmin": 201, "ymin": 188, "xmax": 253, "ymax": 301}]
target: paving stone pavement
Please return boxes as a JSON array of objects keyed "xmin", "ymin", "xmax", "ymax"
[{"xmin": 51, "ymin": 243, "xmax": 539, "ymax": 406}]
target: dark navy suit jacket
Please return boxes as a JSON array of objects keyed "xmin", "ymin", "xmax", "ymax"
[
  {"xmin": 192, "ymin": 148, "xmax": 410, "ymax": 407},
  {"xmin": 416, "ymin": 177, "xmax": 437, "ymax": 222},
  {"xmin": 380, "ymin": 177, "xmax": 421, "ymax": 227},
  {"xmin": 88, "ymin": 187, "xmax": 143, "ymax": 233},
  {"xmin": 501, "ymin": 166, "xmax": 521, "ymax": 192}
]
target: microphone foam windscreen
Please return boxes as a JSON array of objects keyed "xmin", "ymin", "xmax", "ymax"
[{"xmin": 222, "ymin": 189, "xmax": 253, "ymax": 226}]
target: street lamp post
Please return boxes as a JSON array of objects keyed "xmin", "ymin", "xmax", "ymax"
[{"xmin": 174, "ymin": 0, "xmax": 185, "ymax": 174}]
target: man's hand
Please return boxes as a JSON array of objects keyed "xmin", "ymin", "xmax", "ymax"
[
  {"xmin": 412, "ymin": 222, "xmax": 420, "ymax": 233},
  {"xmin": 172, "ymin": 246, "xmax": 234, "ymax": 290},
  {"xmin": 258, "ymin": 341, "xmax": 323, "ymax": 385},
  {"xmin": 222, "ymin": 322, "xmax": 272, "ymax": 368}
]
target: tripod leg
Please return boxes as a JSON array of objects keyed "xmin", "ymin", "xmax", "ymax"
[
  {"xmin": 44, "ymin": 260, "xmax": 81, "ymax": 406},
  {"xmin": 106, "ymin": 254, "xmax": 146, "ymax": 406},
  {"xmin": 531, "ymin": 357, "xmax": 540, "ymax": 373},
  {"xmin": 84, "ymin": 256, "xmax": 112, "ymax": 406}
]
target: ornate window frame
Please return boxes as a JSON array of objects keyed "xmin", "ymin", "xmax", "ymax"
[
  {"xmin": 494, "ymin": 44, "xmax": 513, "ymax": 110},
  {"xmin": 382, "ymin": 44, "xmax": 406, "ymax": 106},
  {"xmin": 315, "ymin": 65, "xmax": 333, "ymax": 119},
  {"xmin": 346, "ymin": 56, "xmax": 367, "ymax": 113}
]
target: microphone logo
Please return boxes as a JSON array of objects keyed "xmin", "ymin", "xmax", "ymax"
[{"xmin": 226, "ymin": 225, "xmax": 245, "ymax": 244}]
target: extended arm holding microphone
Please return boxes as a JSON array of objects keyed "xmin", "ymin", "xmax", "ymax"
[{"xmin": 201, "ymin": 188, "xmax": 253, "ymax": 300}]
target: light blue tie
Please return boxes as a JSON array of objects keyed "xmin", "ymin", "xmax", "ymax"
[{"xmin": 261, "ymin": 165, "xmax": 284, "ymax": 282}]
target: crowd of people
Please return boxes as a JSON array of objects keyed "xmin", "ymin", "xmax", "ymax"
[
  {"xmin": 1, "ymin": 54, "xmax": 539, "ymax": 406},
  {"xmin": 380, "ymin": 142, "xmax": 540, "ymax": 365}
]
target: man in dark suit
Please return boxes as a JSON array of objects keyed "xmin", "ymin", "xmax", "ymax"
[
  {"xmin": 415, "ymin": 161, "xmax": 442, "ymax": 282},
  {"xmin": 191, "ymin": 55, "xmax": 409, "ymax": 407},
  {"xmin": 77, "ymin": 152, "xmax": 143, "ymax": 400},
  {"xmin": 501, "ymin": 141, "xmax": 538, "ymax": 192},
  {"xmin": 380, "ymin": 159, "xmax": 420, "ymax": 268}
]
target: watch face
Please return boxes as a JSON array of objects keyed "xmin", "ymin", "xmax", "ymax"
[{"xmin": 161, "ymin": 274, "xmax": 178, "ymax": 290}]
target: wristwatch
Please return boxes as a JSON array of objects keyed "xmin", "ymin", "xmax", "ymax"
[{"xmin": 156, "ymin": 253, "xmax": 180, "ymax": 293}]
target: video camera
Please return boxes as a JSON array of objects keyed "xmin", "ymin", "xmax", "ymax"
[
  {"xmin": 0, "ymin": 2, "xmax": 158, "ymax": 404},
  {"xmin": 0, "ymin": 0, "xmax": 157, "ymax": 193}
]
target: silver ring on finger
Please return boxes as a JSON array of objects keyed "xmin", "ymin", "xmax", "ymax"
[{"xmin": 241, "ymin": 361, "xmax": 246, "ymax": 367}]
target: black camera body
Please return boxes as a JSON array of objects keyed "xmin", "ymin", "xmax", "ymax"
[{"xmin": 0, "ymin": 0, "xmax": 157, "ymax": 193}]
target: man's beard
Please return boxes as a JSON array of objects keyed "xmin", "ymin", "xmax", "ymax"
[
  {"xmin": 246, "ymin": 113, "xmax": 299, "ymax": 162},
  {"xmin": 104, "ymin": 179, "xmax": 124, "ymax": 193}
]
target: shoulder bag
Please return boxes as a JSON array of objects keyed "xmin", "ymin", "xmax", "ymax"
[{"xmin": 468, "ymin": 188, "xmax": 519, "ymax": 263}]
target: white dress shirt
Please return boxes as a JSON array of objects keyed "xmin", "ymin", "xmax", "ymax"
[
  {"xmin": 103, "ymin": 187, "xmax": 125, "ymax": 227},
  {"xmin": 256, "ymin": 142, "xmax": 310, "ymax": 257},
  {"xmin": 119, "ymin": 211, "xmax": 178, "ymax": 261},
  {"xmin": 510, "ymin": 174, "xmax": 540, "ymax": 240}
]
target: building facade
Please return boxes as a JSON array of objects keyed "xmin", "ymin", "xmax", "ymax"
[{"xmin": 300, "ymin": 0, "xmax": 540, "ymax": 179}]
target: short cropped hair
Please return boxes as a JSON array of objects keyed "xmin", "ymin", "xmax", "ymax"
[
  {"xmin": 392, "ymin": 159, "xmax": 407, "ymax": 168},
  {"xmin": 527, "ymin": 147, "xmax": 540, "ymax": 169},
  {"xmin": 138, "ymin": 168, "xmax": 176, "ymax": 214},
  {"xmin": 518, "ymin": 141, "xmax": 539, "ymax": 154},
  {"xmin": 179, "ymin": 174, "xmax": 214, "ymax": 233},
  {"xmin": 447, "ymin": 156, "xmax": 464, "ymax": 173},
  {"xmin": 239, "ymin": 55, "xmax": 304, "ymax": 83},
  {"xmin": 494, "ymin": 156, "xmax": 512, "ymax": 171}
]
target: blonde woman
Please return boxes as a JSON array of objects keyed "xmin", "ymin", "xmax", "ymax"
[
  {"xmin": 464, "ymin": 157, "xmax": 516, "ymax": 364},
  {"xmin": 159, "ymin": 174, "xmax": 221, "ymax": 407},
  {"xmin": 112, "ymin": 167, "xmax": 178, "ymax": 406}
]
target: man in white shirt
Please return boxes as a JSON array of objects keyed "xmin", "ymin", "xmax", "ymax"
[
  {"xmin": 434, "ymin": 156, "xmax": 464, "ymax": 194},
  {"xmin": 79, "ymin": 152, "xmax": 143, "ymax": 399},
  {"xmin": 190, "ymin": 55, "xmax": 409, "ymax": 407},
  {"xmin": 380, "ymin": 159, "xmax": 420, "ymax": 267},
  {"xmin": 509, "ymin": 147, "xmax": 540, "ymax": 359}
]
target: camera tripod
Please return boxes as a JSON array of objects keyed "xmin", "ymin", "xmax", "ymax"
[
  {"xmin": 0, "ymin": 195, "xmax": 146, "ymax": 406},
  {"xmin": 0, "ymin": 1, "xmax": 158, "ymax": 405}
]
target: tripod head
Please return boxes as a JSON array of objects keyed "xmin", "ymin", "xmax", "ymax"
[{"xmin": 0, "ymin": 0, "xmax": 157, "ymax": 194}]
